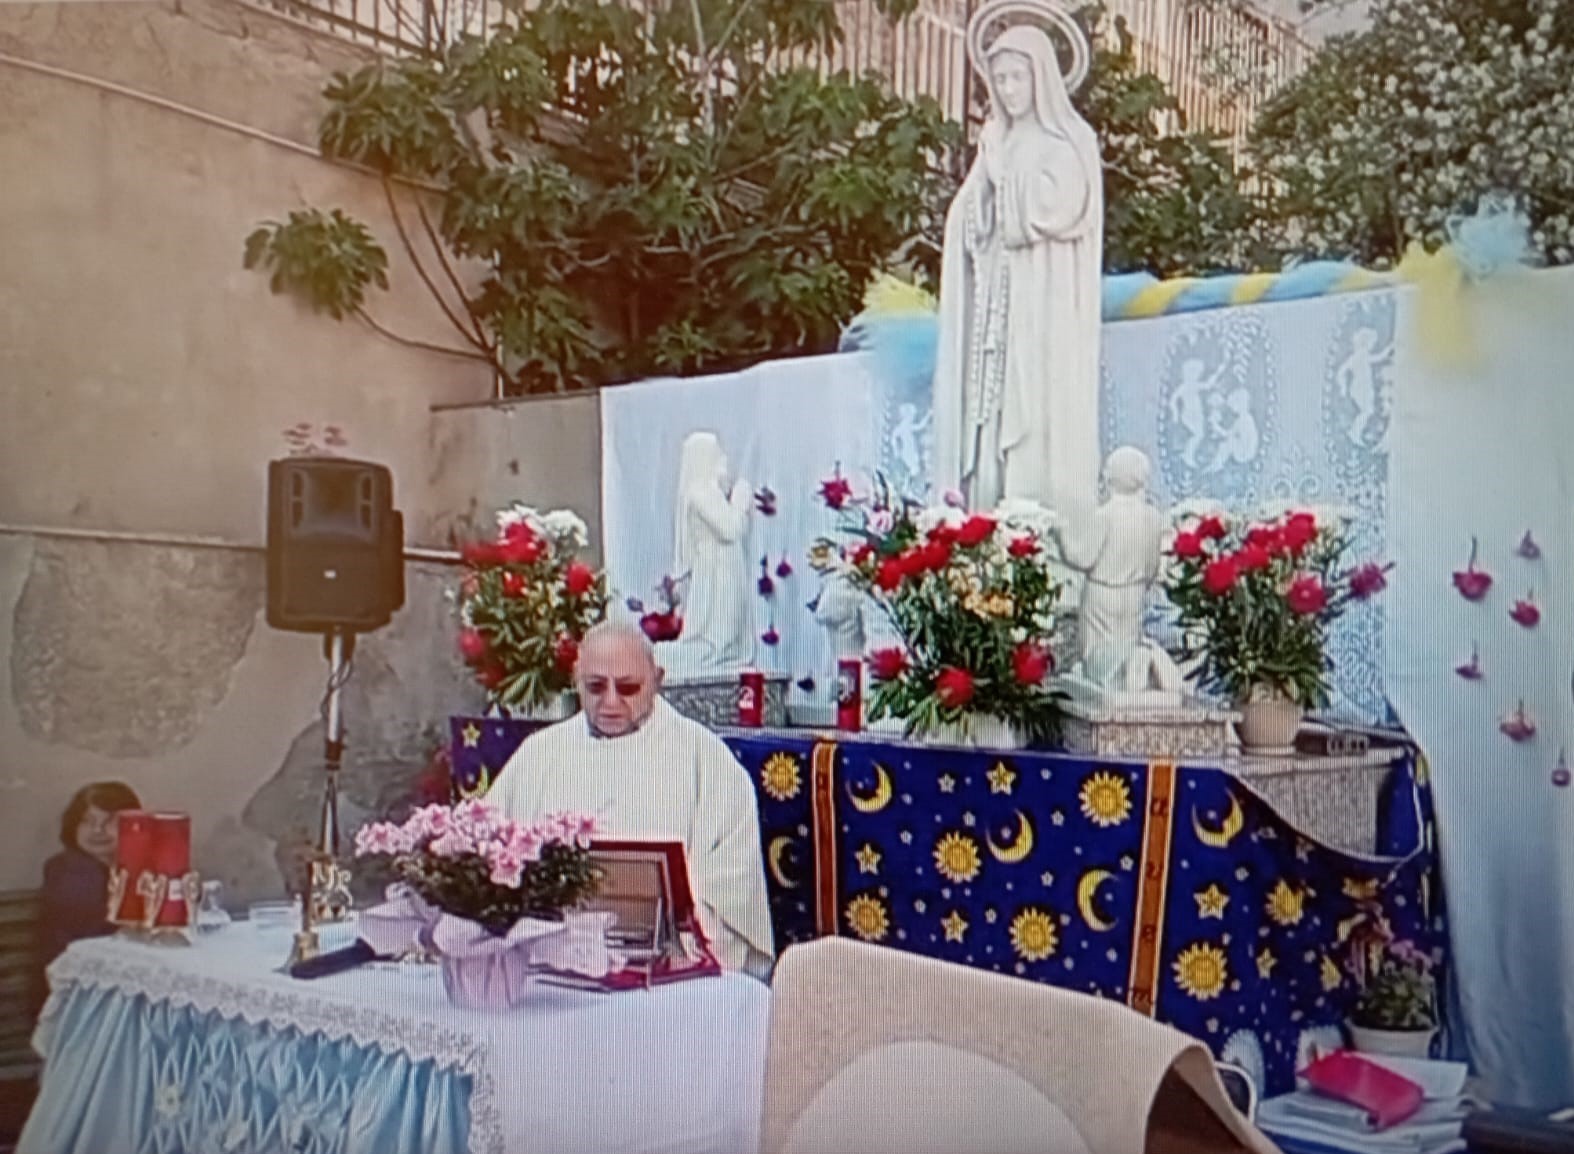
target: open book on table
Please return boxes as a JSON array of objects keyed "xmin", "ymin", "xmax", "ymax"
[{"xmin": 534, "ymin": 839, "xmax": 722, "ymax": 992}]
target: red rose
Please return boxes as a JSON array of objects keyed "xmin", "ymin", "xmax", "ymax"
[
  {"xmin": 956, "ymin": 515, "xmax": 997, "ymax": 547},
  {"xmin": 1246, "ymin": 525, "xmax": 1283, "ymax": 554},
  {"xmin": 875, "ymin": 557, "xmax": 906, "ymax": 590},
  {"xmin": 935, "ymin": 667, "xmax": 976, "ymax": 709},
  {"xmin": 1282, "ymin": 512, "xmax": 1318, "ymax": 554},
  {"xmin": 819, "ymin": 475, "xmax": 853, "ymax": 510},
  {"xmin": 1202, "ymin": 557, "xmax": 1239, "ymax": 596},
  {"xmin": 1012, "ymin": 642, "xmax": 1053, "ymax": 686},
  {"xmin": 918, "ymin": 539, "xmax": 953, "ymax": 572},
  {"xmin": 460, "ymin": 540, "xmax": 500, "ymax": 567},
  {"xmin": 1171, "ymin": 531, "xmax": 1204, "ymax": 560},
  {"xmin": 499, "ymin": 523, "xmax": 545, "ymax": 565},
  {"xmin": 1349, "ymin": 562, "xmax": 1389, "ymax": 599},
  {"xmin": 848, "ymin": 543, "xmax": 875, "ymax": 568},
  {"xmin": 926, "ymin": 522, "xmax": 959, "ymax": 545},
  {"xmin": 1236, "ymin": 543, "xmax": 1272, "ymax": 572},
  {"xmin": 501, "ymin": 570, "xmax": 527, "ymax": 598},
  {"xmin": 458, "ymin": 628, "xmax": 489, "ymax": 664},
  {"xmin": 1286, "ymin": 574, "xmax": 1327, "ymax": 615},
  {"xmin": 1196, "ymin": 515, "xmax": 1227, "ymax": 540},
  {"xmin": 476, "ymin": 659, "xmax": 506, "ymax": 689},
  {"xmin": 867, "ymin": 647, "xmax": 909, "ymax": 682},
  {"xmin": 1008, "ymin": 535, "xmax": 1039, "ymax": 558},
  {"xmin": 563, "ymin": 561, "xmax": 596, "ymax": 596},
  {"xmin": 552, "ymin": 634, "xmax": 579, "ymax": 673}
]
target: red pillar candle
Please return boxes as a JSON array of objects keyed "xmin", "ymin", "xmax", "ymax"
[
  {"xmin": 113, "ymin": 811, "xmax": 155, "ymax": 925},
  {"xmin": 836, "ymin": 659, "xmax": 863, "ymax": 732},
  {"xmin": 149, "ymin": 813, "xmax": 192, "ymax": 928}
]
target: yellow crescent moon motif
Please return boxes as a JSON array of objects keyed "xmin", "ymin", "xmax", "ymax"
[
  {"xmin": 1192, "ymin": 794, "xmax": 1245, "ymax": 849},
  {"xmin": 986, "ymin": 810, "xmax": 1035, "ymax": 863},
  {"xmin": 457, "ymin": 765, "xmax": 492, "ymax": 800},
  {"xmin": 1077, "ymin": 869, "xmax": 1117, "ymax": 932},
  {"xmin": 846, "ymin": 764, "xmax": 895, "ymax": 813},
  {"xmin": 767, "ymin": 837, "xmax": 800, "ymax": 889}
]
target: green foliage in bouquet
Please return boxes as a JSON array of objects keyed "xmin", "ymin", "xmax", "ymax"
[
  {"xmin": 1164, "ymin": 509, "xmax": 1389, "ymax": 708},
  {"xmin": 814, "ymin": 475, "xmax": 1066, "ymax": 745},
  {"xmin": 456, "ymin": 505, "xmax": 608, "ymax": 712}
]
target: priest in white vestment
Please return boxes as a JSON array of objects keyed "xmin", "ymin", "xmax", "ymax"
[{"xmin": 488, "ymin": 622, "xmax": 776, "ymax": 979}]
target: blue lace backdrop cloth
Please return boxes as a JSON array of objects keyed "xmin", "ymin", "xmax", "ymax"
[
  {"xmin": 451, "ymin": 717, "xmax": 1446, "ymax": 1097},
  {"xmin": 864, "ymin": 289, "xmax": 1399, "ymax": 724}
]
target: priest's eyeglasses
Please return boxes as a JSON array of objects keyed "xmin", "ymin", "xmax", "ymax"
[{"xmin": 581, "ymin": 677, "xmax": 647, "ymax": 698}]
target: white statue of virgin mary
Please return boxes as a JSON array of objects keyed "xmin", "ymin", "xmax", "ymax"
[
  {"xmin": 655, "ymin": 431, "xmax": 756, "ymax": 677},
  {"xmin": 930, "ymin": 17, "xmax": 1104, "ymax": 517}
]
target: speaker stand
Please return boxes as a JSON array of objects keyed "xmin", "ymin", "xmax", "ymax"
[{"xmin": 312, "ymin": 629, "xmax": 355, "ymax": 923}]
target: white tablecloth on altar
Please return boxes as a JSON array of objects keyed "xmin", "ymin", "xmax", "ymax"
[{"xmin": 28, "ymin": 923, "xmax": 770, "ymax": 1154}]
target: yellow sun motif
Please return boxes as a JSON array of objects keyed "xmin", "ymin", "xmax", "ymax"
[
  {"xmin": 1173, "ymin": 942, "xmax": 1229, "ymax": 1001},
  {"xmin": 1080, "ymin": 772, "xmax": 1132, "ymax": 828},
  {"xmin": 1194, "ymin": 884, "xmax": 1230, "ymax": 919},
  {"xmin": 934, "ymin": 832, "xmax": 983, "ymax": 884},
  {"xmin": 460, "ymin": 723, "xmax": 481, "ymax": 748},
  {"xmin": 845, "ymin": 894, "xmax": 890, "ymax": 942},
  {"xmin": 1320, "ymin": 955, "xmax": 1344, "ymax": 991},
  {"xmin": 1009, "ymin": 907, "xmax": 1059, "ymax": 962},
  {"xmin": 1342, "ymin": 877, "xmax": 1379, "ymax": 901},
  {"xmin": 760, "ymin": 753, "xmax": 802, "ymax": 802},
  {"xmin": 1256, "ymin": 948, "xmax": 1276, "ymax": 979},
  {"xmin": 855, "ymin": 844, "xmax": 882, "ymax": 875},
  {"xmin": 941, "ymin": 910, "xmax": 969, "ymax": 942},
  {"xmin": 987, "ymin": 762, "xmax": 1017, "ymax": 795},
  {"xmin": 1266, "ymin": 880, "xmax": 1306, "ymax": 926}
]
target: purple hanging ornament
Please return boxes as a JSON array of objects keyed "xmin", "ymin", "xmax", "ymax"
[
  {"xmin": 1552, "ymin": 748, "xmax": 1570, "ymax": 788},
  {"xmin": 1517, "ymin": 531, "xmax": 1541, "ymax": 560},
  {"xmin": 1452, "ymin": 537, "xmax": 1493, "ymax": 601},
  {"xmin": 1510, "ymin": 590, "xmax": 1541, "ymax": 628},
  {"xmin": 776, "ymin": 556, "xmax": 794, "ymax": 579},
  {"xmin": 754, "ymin": 486, "xmax": 778, "ymax": 517},
  {"xmin": 1455, "ymin": 643, "xmax": 1484, "ymax": 681},
  {"xmin": 757, "ymin": 557, "xmax": 775, "ymax": 598},
  {"xmin": 761, "ymin": 624, "xmax": 780, "ymax": 647},
  {"xmin": 796, "ymin": 676, "xmax": 816, "ymax": 693},
  {"xmin": 1499, "ymin": 700, "xmax": 1536, "ymax": 742}
]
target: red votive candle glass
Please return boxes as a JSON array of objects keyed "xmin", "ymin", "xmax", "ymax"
[
  {"xmin": 113, "ymin": 811, "xmax": 155, "ymax": 925},
  {"xmin": 737, "ymin": 670, "xmax": 765, "ymax": 727},
  {"xmin": 836, "ymin": 659, "xmax": 863, "ymax": 732},
  {"xmin": 149, "ymin": 813, "xmax": 192, "ymax": 927}
]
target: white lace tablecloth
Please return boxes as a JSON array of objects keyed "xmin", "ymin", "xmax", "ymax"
[{"xmin": 31, "ymin": 924, "xmax": 770, "ymax": 1154}]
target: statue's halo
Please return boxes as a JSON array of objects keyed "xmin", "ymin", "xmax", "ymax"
[{"xmin": 967, "ymin": 0, "xmax": 1092, "ymax": 95}]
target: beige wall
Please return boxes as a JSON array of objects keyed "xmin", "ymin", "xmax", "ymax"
[{"xmin": 0, "ymin": 0, "xmax": 603, "ymax": 893}]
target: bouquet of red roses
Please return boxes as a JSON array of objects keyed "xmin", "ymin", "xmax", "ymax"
[
  {"xmin": 812, "ymin": 472, "xmax": 1066, "ymax": 744},
  {"xmin": 454, "ymin": 504, "xmax": 608, "ymax": 712},
  {"xmin": 1164, "ymin": 507, "xmax": 1389, "ymax": 708}
]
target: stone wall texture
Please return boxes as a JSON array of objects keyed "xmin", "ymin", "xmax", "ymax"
[{"xmin": 0, "ymin": 0, "xmax": 600, "ymax": 895}]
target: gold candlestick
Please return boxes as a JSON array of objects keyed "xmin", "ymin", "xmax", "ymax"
[{"xmin": 284, "ymin": 877, "xmax": 320, "ymax": 970}]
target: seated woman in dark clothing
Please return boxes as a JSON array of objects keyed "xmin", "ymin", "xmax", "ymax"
[{"xmin": 38, "ymin": 781, "xmax": 143, "ymax": 968}]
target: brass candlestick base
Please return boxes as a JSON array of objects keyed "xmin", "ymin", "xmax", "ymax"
[{"xmin": 286, "ymin": 929, "xmax": 321, "ymax": 969}]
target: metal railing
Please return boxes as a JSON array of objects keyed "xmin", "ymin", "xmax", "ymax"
[{"xmin": 260, "ymin": 0, "xmax": 1307, "ymax": 146}]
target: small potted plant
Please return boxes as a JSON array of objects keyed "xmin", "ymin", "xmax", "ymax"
[
  {"xmin": 354, "ymin": 802, "xmax": 611, "ymax": 1009},
  {"xmin": 1164, "ymin": 507, "xmax": 1390, "ymax": 754},
  {"xmin": 1347, "ymin": 940, "xmax": 1439, "ymax": 1057}
]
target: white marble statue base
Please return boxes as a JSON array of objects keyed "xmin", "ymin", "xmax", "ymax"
[
  {"xmin": 661, "ymin": 672, "xmax": 790, "ymax": 729},
  {"xmin": 1058, "ymin": 674, "xmax": 1183, "ymax": 712},
  {"xmin": 1060, "ymin": 696, "xmax": 1239, "ymax": 760}
]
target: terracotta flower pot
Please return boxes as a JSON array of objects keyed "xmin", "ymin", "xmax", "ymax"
[
  {"xmin": 1235, "ymin": 689, "xmax": 1303, "ymax": 756},
  {"xmin": 1346, "ymin": 1022, "xmax": 1437, "ymax": 1058}
]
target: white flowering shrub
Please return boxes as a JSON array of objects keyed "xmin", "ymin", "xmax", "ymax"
[{"xmin": 1252, "ymin": 0, "xmax": 1574, "ymax": 266}]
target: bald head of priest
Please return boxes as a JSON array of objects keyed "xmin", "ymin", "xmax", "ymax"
[{"xmin": 487, "ymin": 621, "xmax": 776, "ymax": 979}]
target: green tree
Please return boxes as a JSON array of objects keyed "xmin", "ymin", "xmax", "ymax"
[
  {"xmin": 245, "ymin": 0, "xmax": 957, "ymax": 393},
  {"xmin": 1074, "ymin": 7, "xmax": 1256, "ymax": 275},
  {"xmin": 1251, "ymin": 0, "xmax": 1574, "ymax": 266}
]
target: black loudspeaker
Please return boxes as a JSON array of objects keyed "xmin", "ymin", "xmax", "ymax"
[{"xmin": 266, "ymin": 457, "xmax": 406, "ymax": 633}]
